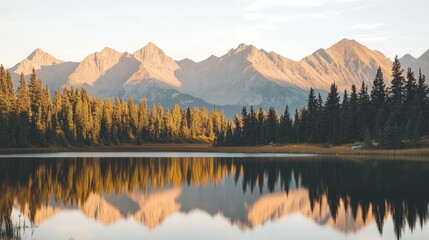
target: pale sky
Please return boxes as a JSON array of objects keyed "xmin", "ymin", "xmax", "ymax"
[{"xmin": 1, "ymin": 0, "xmax": 428, "ymax": 68}]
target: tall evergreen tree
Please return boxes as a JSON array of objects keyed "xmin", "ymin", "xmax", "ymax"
[
  {"xmin": 371, "ymin": 67, "xmax": 387, "ymax": 108},
  {"xmin": 264, "ymin": 107, "xmax": 279, "ymax": 144},
  {"xmin": 348, "ymin": 85, "xmax": 359, "ymax": 142},
  {"xmin": 233, "ymin": 114, "xmax": 242, "ymax": 145},
  {"xmin": 405, "ymin": 67, "xmax": 417, "ymax": 110},
  {"xmin": 306, "ymin": 88, "xmax": 317, "ymax": 142},
  {"xmin": 389, "ymin": 56, "xmax": 405, "ymax": 108},
  {"xmin": 138, "ymin": 99, "xmax": 149, "ymax": 140},
  {"xmin": 15, "ymin": 73, "xmax": 32, "ymax": 145},
  {"xmin": 278, "ymin": 106, "xmax": 293, "ymax": 143},
  {"xmin": 241, "ymin": 106, "xmax": 249, "ymax": 145},
  {"xmin": 340, "ymin": 90, "xmax": 351, "ymax": 142},
  {"xmin": 257, "ymin": 108, "xmax": 265, "ymax": 144},
  {"xmin": 325, "ymin": 83, "xmax": 341, "ymax": 143},
  {"xmin": 358, "ymin": 81, "xmax": 370, "ymax": 140},
  {"xmin": 388, "ymin": 56, "xmax": 406, "ymax": 136},
  {"xmin": 369, "ymin": 68, "xmax": 387, "ymax": 140}
]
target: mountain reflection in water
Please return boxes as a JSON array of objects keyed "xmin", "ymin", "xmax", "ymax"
[{"xmin": 0, "ymin": 156, "xmax": 428, "ymax": 239}]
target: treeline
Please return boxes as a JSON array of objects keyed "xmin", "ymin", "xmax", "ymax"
[
  {"xmin": 0, "ymin": 67, "xmax": 228, "ymax": 146},
  {"xmin": 216, "ymin": 57, "xmax": 429, "ymax": 148}
]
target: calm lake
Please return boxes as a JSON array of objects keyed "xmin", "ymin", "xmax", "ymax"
[{"xmin": 1, "ymin": 153, "xmax": 428, "ymax": 240}]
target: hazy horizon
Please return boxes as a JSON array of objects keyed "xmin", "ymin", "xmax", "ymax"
[{"xmin": 1, "ymin": 0, "xmax": 428, "ymax": 68}]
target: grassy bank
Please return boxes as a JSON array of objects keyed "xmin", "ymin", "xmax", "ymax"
[{"xmin": 1, "ymin": 143, "xmax": 429, "ymax": 157}]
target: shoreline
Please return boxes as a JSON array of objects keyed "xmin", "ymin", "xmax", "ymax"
[{"xmin": 1, "ymin": 143, "xmax": 429, "ymax": 157}]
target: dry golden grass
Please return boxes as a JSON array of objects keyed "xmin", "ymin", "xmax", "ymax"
[{"xmin": 1, "ymin": 143, "xmax": 429, "ymax": 158}]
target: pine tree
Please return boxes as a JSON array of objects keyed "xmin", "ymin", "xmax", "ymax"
[
  {"xmin": 293, "ymin": 109, "xmax": 300, "ymax": 143},
  {"xmin": 264, "ymin": 107, "xmax": 279, "ymax": 144},
  {"xmin": 416, "ymin": 68, "xmax": 428, "ymax": 107},
  {"xmin": 179, "ymin": 109, "xmax": 191, "ymax": 140},
  {"xmin": 371, "ymin": 67, "xmax": 387, "ymax": 108},
  {"xmin": 101, "ymin": 99, "xmax": 113, "ymax": 144},
  {"xmin": 127, "ymin": 98, "xmax": 138, "ymax": 140},
  {"xmin": 382, "ymin": 113, "xmax": 403, "ymax": 148},
  {"xmin": 137, "ymin": 99, "xmax": 149, "ymax": 140},
  {"xmin": 233, "ymin": 114, "xmax": 242, "ymax": 145},
  {"xmin": 358, "ymin": 81, "xmax": 370, "ymax": 140},
  {"xmin": 405, "ymin": 67, "xmax": 417, "ymax": 107},
  {"xmin": 414, "ymin": 111, "xmax": 425, "ymax": 139},
  {"xmin": 314, "ymin": 93, "xmax": 325, "ymax": 143},
  {"xmin": 278, "ymin": 106, "xmax": 293, "ymax": 143},
  {"xmin": 14, "ymin": 73, "xmax": 31, "ymax": 145},
  {"xmin": 0, "ymin": 69, "xmax": 16, "ymax": 143},
  {"xmin": 91, "ymin": 97, "xmax": 103, "ymax": 144},
  {"xmin": 348, "ymin": 85, "xmax": 359, "ymax": 142},
  {"xmin": 257, "ymin": 108, "xmax": 265, "ymax": 144},
  {"xmin": 306, "ymin": 88, "xmax": 317, "ymax": 142},
  {"xmin": 171, "ymin": 104, "xmax": 182, "ymax": 139},
  {"xmin": 370, "ymin": 67, "xmax": 387, "ymax": 135},
  {"xmin": 389, "ymin": 56, "xmax": 405, "ymax": 108},
  {"xmin": 248, "ymin": 106, "xmax": 257, "ymax": 145},
  {"xmin": 185, "ymin": 107, "xmax": 192, "ymax": 134},
  {"xmin": 340, "ymin": 90, "xmax": 351, "ymax": 143},
  {"xmin": 388, "ymin": 56, "xmax": 406, "ymax": 137},
  {"xmin": 0, "ymin": 66, "xmax": 13, "ymax": 145},
  {"xmin": 325, "ymin": 83, "xmax": 341, "ymax": 143},
  {"xmin": 63, "ymin": 94, "xmax": 76, "ymax": 144},
  {"xmin": 241, "ymin": 106, "xmax": 249, "ymax": 145}
]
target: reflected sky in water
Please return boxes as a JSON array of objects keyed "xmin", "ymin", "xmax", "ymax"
[{"xmin": 1, "ymin": 154, "xmax": 429, "ymax": 240}]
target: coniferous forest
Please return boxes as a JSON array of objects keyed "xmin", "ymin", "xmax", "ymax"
[
  {"xmin": 0, "ymin": 67, "xmax": 228, "ymax": 147},
  {"xmin": 0, "ymin": 56, "xmax": 428, "ymax": 148},
  {"xmin": 216, "ymin": 57, "xmax": 429, "ymax": 148}
]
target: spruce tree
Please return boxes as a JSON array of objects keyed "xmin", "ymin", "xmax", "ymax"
[
  {"xmin": 171, "ymin": 104, "xmax": 182, "ymax": 139},
  {"xmin": 405, "ymin": 67, "xmax": 417, "ymax": 107},
  {"xmin": 101, "ymin": 99, "xmax": 113, "ymax": 144},
  {"xmin": 149, "ymin": 104, "xmax": 158, "ymax": 141},
  {"xmin": 325, "ymin": 83, "xmax": 341, "ymax": 143},
  {"xmin": 15, "ymin": 73, "xmax": 31, "ymax": 145},
  {"xmin": 127, "ymin": 98, "xmax": 138, "ymax": 140},
  {"xmin": 340, "ymin": 90, "xmax": 351, "ymax": 143},
  {"xmin": 389, "ymin": 56, "xmax": 405, "ymax": 109},
  {"xmin": 233, "ymin": 114, "xmax": 242, "ymax": 145},
  {"xmin": 371, "ymin": 67, "xmax": 387, "ymax": 108},
  {"xmin": 249, "ymin": 106, "xmax": 257, "ymax": 145},
  {"xmin": 358, "ymin": 81, "xmax": 370, "ymax": 140},
  {"xmin": 306, "ymin": 88, "xmax": 317, "ymax": 142},
  {"xmin": 241, "ymin": 106, "xmax": 249, "ymax": 145},
  {"xmin": 264, "ymin": 107, "xmax": 279, "ymax": 144},
  {"xmin": 138, "ymin": 99, "xmax": 149, "ymax": 140},
  {"xmin": 279, "ymin": 106, "xmax": 293, "ymax": 143},
  {"xmin": 382, "ymin": 113, "xmax": 402, "ymax": 148},
  {"xmin": 257, "ymin": 108, "xmax": 265, "ymax": 144},
  {"xmin": 388, "ymin": 56, "xmax": 406, "ymax": 137},
  {"xmin": 349, "ymin": 85, "xmax": 359, "ymax": 142},
  {"xmin": 293, "ymin": 109, "xmax": 300, "ymax": 143}
]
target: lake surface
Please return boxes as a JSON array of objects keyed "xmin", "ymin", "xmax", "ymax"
[{"xmin": 1, "ymin": 153, "xmax": 428, "ymax": 240}]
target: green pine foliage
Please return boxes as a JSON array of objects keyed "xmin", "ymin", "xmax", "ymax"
[
  {"xmin": 217, "ymin": 60, "xmax": 429, "ymax": 149},
  {"xmin": 1, "ymin": 59, "xmax": 429, "ymax": 149},
  {"xmin": 0, "ymin": 68, "xmax": 228, "ymax": 147}
]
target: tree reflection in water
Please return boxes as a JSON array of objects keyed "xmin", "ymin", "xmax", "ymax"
[{"xmin": 0, "ymin": 157, "xmax": 428, "ymax": 239}]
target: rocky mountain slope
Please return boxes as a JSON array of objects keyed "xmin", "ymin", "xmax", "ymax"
[
  {"xmin": 400, "ymin": 50, "xmax": 429, "ymax": 77},
  {"xmin": 16, "ymin": 185, "xmax": 377, "ymax": 234},
  {"xmin": 9, "ymin": 39, "xmax": 420, "ymax": 114}
]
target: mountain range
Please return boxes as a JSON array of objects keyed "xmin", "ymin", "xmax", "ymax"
[
  {"xmin": 8, "ymin": 39, "xmax": 429, "ymax": 116},
  {"xmin": 17, "ymin": 180, "xmax": 376, "ymax": 234}
]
